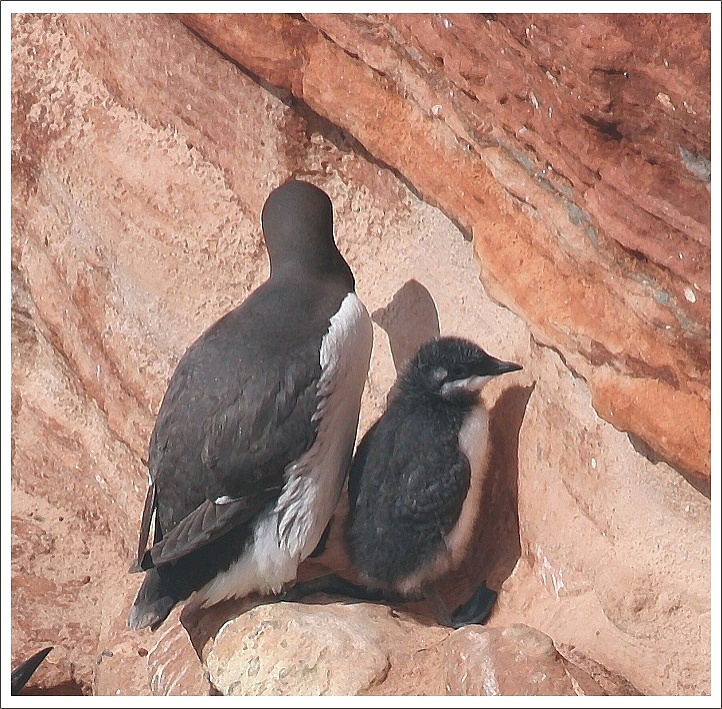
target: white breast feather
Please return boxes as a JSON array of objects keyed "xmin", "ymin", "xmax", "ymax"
[
  {"xmin": 277, "ymin": 292, "xmax": 373, "ymax": 557},
  {"xmin": 445, "ymin": 405, "xmax": 490, "ymax": 565}
]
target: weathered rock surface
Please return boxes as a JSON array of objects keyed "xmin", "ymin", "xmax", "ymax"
[
  {"xmin": 204, "ymin": 602, "xmax": 395, "ymax": 696},
  {"xmin": 444, "ymin": 623, "xmax": 641, "ymax": 696},
  {"xmin": 10, "ymin": 12, "xmax": 711, "ymax": 697}
]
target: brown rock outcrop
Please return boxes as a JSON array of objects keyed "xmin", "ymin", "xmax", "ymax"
[{"xmin": 10, "ymin": 12, "xmax": 711, "ymax": 697}]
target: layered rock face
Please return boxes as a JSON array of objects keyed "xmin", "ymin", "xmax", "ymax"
[{"xmin": 10, "ymin": 13, "xmax": 711, "ymax": 696}]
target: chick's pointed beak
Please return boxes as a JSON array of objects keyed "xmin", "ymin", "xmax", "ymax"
[{"xmin": 488, "ymin": 357, "xmax": 523, "ymax": 376}]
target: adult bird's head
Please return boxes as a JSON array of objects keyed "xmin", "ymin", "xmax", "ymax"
[
  {"xmin": 397, "ymin": 336, "xmax": 522, "ymax": 407},
  {"xmin": 261, "ymin": 179, "xmax": 353, "ymax": 286}
]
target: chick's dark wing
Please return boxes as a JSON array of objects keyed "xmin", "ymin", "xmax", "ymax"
[{"xmin": 397, "ymin": 447, "xmax": 471, "ymax": 535}]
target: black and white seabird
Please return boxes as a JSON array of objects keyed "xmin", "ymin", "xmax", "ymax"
[
  {"xmin": 288, "ymin": 336, "xmax": 521, "ymax": 628},
  {"xmin": 127, "ymin": 179, "xmax": 373, "ymax": 631}
]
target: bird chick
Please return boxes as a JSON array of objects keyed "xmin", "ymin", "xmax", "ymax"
[
  {"xmin": 286, "ymin": 336, "xmax": 521, "ymax": 628},
  {"xmin": 346, "ymin": 336, "xmax": 521, "ymax": 626}
]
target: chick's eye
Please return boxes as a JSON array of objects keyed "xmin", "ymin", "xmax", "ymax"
[{"xmin": 449, "ymin": 365, "xmax": 467, "ymax": 380}]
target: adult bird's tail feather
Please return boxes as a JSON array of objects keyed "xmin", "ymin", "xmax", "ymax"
[{"xmin": 127, "ymin": 567, "xmax": 178, "ymax": 631}]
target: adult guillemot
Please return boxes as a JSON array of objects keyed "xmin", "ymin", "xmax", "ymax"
[{"xmin": 128, "ymin": 179, "xmax": 373, "ymax": 630}]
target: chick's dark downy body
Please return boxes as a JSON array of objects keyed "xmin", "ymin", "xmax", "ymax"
[
  {"xmin": 345, "ymin": 336, "xmax": 522, "ymax": 625},
  {"xmin": 128, "ymin": 180, "xmax": 373, "ymax": 631},
  {"xmin": 348, "ymin": 386, "xmax": 472, "ymax": 592}
]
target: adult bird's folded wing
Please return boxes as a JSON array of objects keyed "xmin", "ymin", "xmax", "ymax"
[{"xmin": 139, "ymin": 491, "xmax": 276, "ymax": 569}]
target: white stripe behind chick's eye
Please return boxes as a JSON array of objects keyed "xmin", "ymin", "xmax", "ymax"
[{"xmin": 441, "ymin": 375, "xmax": 491, "ymax": 398}]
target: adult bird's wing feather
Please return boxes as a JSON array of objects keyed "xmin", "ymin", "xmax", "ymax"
[
  {"xmin": 130, "ymin": 482, "xmax": 156, "ymax": 572},
  {"xmin": 138, "ymin": 367, "xmax": 318, "ymax": 568},
  {"xmin": 139, "ymin": 491, "xmax": 278, "ymax": 568},
  {"xmin": 134, "ymin": 304, "xmax": 325, "ymax": 568},
  {"xmin": 197, "ymin": 357, "xmax": 321, "ymax": 499}
]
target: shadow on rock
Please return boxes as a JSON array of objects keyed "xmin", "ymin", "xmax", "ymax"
[{"xmin": 372, "ymin": 278, "xmax": 440, "ymax": 374}]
